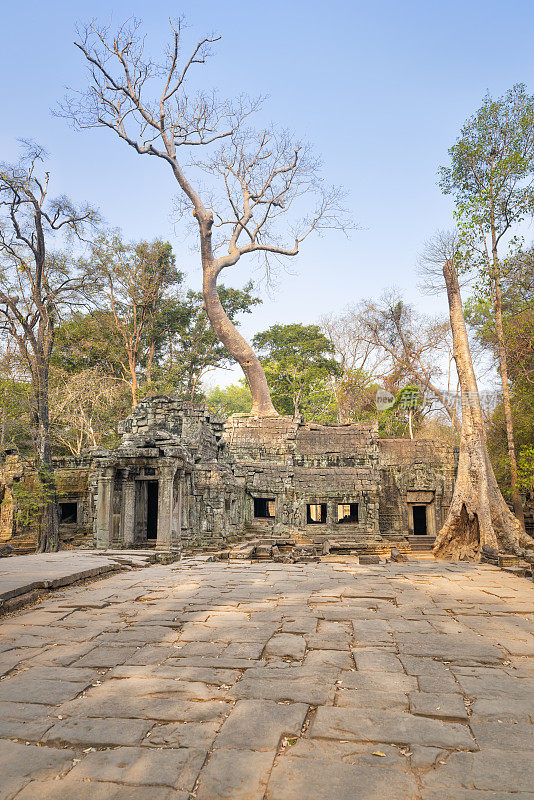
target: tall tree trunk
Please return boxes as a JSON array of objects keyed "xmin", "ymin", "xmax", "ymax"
[
  {"xmin": 492, "ymin": 267, "xmax": 525, "ymax": 526},
  {"xmin": 128, "ymin": 354, "xmax": 138, "ymax": 409},
  {"xmin": 33, "ymin": 363, "xmax": 59, "ymax": 553},
  {"xmin": 199, "ymin": 219, "xmax": 277, "ymax": 416},
  {"xmin": 433, "ymin": 259, "xmax": 534, "ymax": 561}
]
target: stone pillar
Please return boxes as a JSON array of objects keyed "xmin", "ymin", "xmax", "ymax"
[
  {"xmin": 121, "ymin": 474, "xmax": 136, "ymax": 548},
  {"xmin": 156, "ymin": 464, "xmax": 180, "ymax": 552},
  {"xmin": 96, "ymin": 470, "xmax": 114, "ymax": 549}
]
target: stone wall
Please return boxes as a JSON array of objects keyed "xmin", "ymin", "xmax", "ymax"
[
  {"xmin": 378, "ymin": 439, "xmax": 457, "ymax": 536},
  {"xmin": 0, "ymin": 456, "xmax": 93, "ymax": 554}
]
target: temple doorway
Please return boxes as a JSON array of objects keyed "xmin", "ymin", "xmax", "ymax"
[
  {"xmin": 412, "ymin": 505, "xmax": 427, "ymax": 535},
  {"xmin": 146, "ymin": 481, "xmax": 159, "ymax": 540}
]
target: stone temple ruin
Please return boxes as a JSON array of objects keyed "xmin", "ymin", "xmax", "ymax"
[
  {"xmin": 1, "ymin": 395, "xmax": 460, "ymax": 558},
  {"xmin": 21, "ymin": 395, "xmax": 456, "ymax": 561}
]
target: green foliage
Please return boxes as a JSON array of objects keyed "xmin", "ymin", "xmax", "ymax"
[
  {"xmin": 518, "ymin": 446, "xmax": 534, "ymax": 494},
  {"xmin": 252, "ymin": 323, "xmax": 341, "ymax": 420},
  {"xmin": 440, "ymin": 84, "xmax": 534, "ymax": 283},
  {"xmin": 206, "ymin": 381, "xmax": 253, "ymax": 418},
  {"xmin": 11, "ymin": 472, "xmax": 55, "ymax": 530},
  {"xmin": 466, "ymin": 248, "xmax": 534, "ymax": 496}
]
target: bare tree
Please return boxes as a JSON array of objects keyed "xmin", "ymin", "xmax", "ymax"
[
  {"xmin": 323, "ymin": 296, "xmax": 459, "ymax": 429},
  {"xmin": 61, "ymin": 18, "xmax": 347, "ymax": 416},
  {"xmin": 0, "ymin": 146, "xmax": 97, "ymax": 551},
  {"xmin": 421, "ymin": 231, "xmax": 534, "ymax": 560}
]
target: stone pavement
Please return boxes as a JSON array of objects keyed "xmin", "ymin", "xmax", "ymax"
[
  {"xmin": 0, "ymin": 557, "xmax": 533, "ymax": 799},
  {"xmin": 0, "ymin": 551, "xmax": 165, "ymax": 612}
]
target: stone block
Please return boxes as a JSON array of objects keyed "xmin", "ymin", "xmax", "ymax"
[
  {"xmin": 43, "ymin": 717, "xmax": 152, "ymax": 747},
  {"xmin": 214, "ymin": 699, "xmax": 308, "ymax": 750},
  {"xmin": 266, "ymin": 756, "xmax": 416, "ymax": 800},
  {"xmin": 409, "ymin": 691, "xmax": 468, "ymax": 721},
  {"xmin": 70, "ymin": 746, "xmax": 206, "ymax": 792},
  {"xmin": 309, "ymin": 707, "xmax": 476, "ymax": 749},
  {"xmin": 194, "ymin": 749, "xmax": 275, "ymax": 800}
]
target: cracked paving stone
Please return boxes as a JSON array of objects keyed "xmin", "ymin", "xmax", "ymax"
[
  {"xmin": 142, "ymin": 719, "xmax": 222, "ymax": 749},
  {"xmin": 0, "ymin": 675, "xmax": 89, "ymax": 705},
  {"xmin": 309, "ymin": 707, "xmax": 476, "ymax": 749},
  {"xmin": 69, "ymin": 745, "xmax": 206, "ymax": 791},
  {"xmin": 214, "ymin": 699, "xmax": 308, "ymax": 750}
]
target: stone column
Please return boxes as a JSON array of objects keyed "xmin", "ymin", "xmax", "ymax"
[
  {"xmin": 96, "ymin": 470, "xmax": 114, "ymax": 549},
  {"xmin": 121, "ymin": 474, "xmax": 136, "ymax": 548},
  {"xmin": 156, "ymin": 464, "xmax": 179, "ymax": 552}
]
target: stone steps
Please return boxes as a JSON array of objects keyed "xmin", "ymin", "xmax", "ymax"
[{"xmin": 407, "ymin": 535, "xmax": 436, "ymax": 551}]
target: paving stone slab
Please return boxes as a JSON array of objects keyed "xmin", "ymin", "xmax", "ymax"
[
  {"xmin": 232, "ymin": 676, "xmax": 335, "ymax": 705},
  {"xmin": 396, "ymin": 633, "xmax": 504, "ymax": 664},
  {"xmin": 336, "ymin": 671, "xmax": 417, "ymax": 692},
  {"xmin": 265, "ymin": 756, "xmax": 416, "ymax": 800},
  {"xmin": 194, "ymin": 749, "xmax": 275, "ymax": 800},
  {"xmin": 335, "ymin": 689, "xmax": 409, "ymax": 710},
  {"xmin": 421, "ymin": 749, "xmax": 534, "ymax": 793},
  {"xmin": 264, "ymin": 634, "xmax": 306, "ymax": 660},
  {"xmin": 470, "ymin": 722, "xmax": 534, "ymax": 751},
  {"xmin": 214, "ymin": 699, "xmax": 308, "ymax": 750},
  {"xmin": 0, "ymin": 739, "xmax": 75, "ymax": 780},
  {"xmin": 0, "ymin": 676, "xmax": 88, "ymax": 705},
  {"xmin": 352, "ymin": 650, "xmax": 404, "ymax": 672},
  {"xmin": 43, "ymin": 716, "xmax": 153, "ymax": 746},
  {"xmin": 310, "ymin": 707, "xmax": 476, "ymax": 749},
  {"xmin": 58, "ymin": 694, "xmax": 231, "ymax": 722},
  {"xmin": 11, "ymin": 780, "xmax": 187, "ymax": 800},
  {"xmin": 69, "ymin": 745, "xmax": 206, "ymax": 791},
  {"xmin": 142, "ymin": 719, "xmax": 222, "ymax": 749},
  {"xmin": 409, "ymin": 691, "xmax": 469, "ymax": 721}
]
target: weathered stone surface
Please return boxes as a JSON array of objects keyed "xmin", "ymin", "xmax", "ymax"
[
  {"xmin": 1, "ymin": 556, "xmax": 533, "ymax": 800},
  {"xmin": 422, "ymin": 749, "xmax": 534, "ymax": 793},
  {"xmin": 470, "ymin": 722, "xmax": 534, "ymax": 751},
  {"xmin": 335, "ymin": 689, "xmax": 409, "ymax": 710},
  {"xmin": 310, "ymin": 707, "xmax": 476, "ymax": 749},
  {"xmin": 266, "ymin": 756, "xmax": 416, "ymax": 800},
  {"xmin": 194, "ymin": 749, "xmax": 275, "ymax": 800},
  {"xmin": 0, "ymin": 675, "xmax": 88, "ymax": 705},
  {"xmin": 142, "ymin": 719, "xmax": 221, "ymax": 749},
  {"xmin": 13, "ymin": 780, "xmax": 187, "ymax": 800},
  {"xmin": 396, "ymin": 633, "xmax": 504, "ymax": 664},
  {"xmin": 43, "ymin": 717, "xmax": 153, "ymax": 746},
  {"xmin": 70, "ymin": 746, "xmax": 206, "ymax": 791},
  {"xmin": 409, "ymin": 691, "xmax": 468, "ymax": 721},
  {"xmin": 352, "ymin": 650, "xmax": 404, "ymax": 673},
  {"xmin": 336, "ymin": 671, "xmax": 417, "ymax": 692},
  {"xmin": 232, "ymin": 676, "xmax": 334, "ymax": 705},
  {"xmin": 214, "ymin": 699, "xmax": 308, "ymax": 750},
  {"xmin": 264, "ymin": 634, "xmax": 306, "ymax": 661},
  {"xmin": 0, "ymin": 739, "xmax": 75, "ymax": 779}
]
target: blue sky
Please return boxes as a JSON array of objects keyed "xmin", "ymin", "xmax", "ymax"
[{"xmin": 2, "ymin": 0, "xmax": 534, "ymax": 384}]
